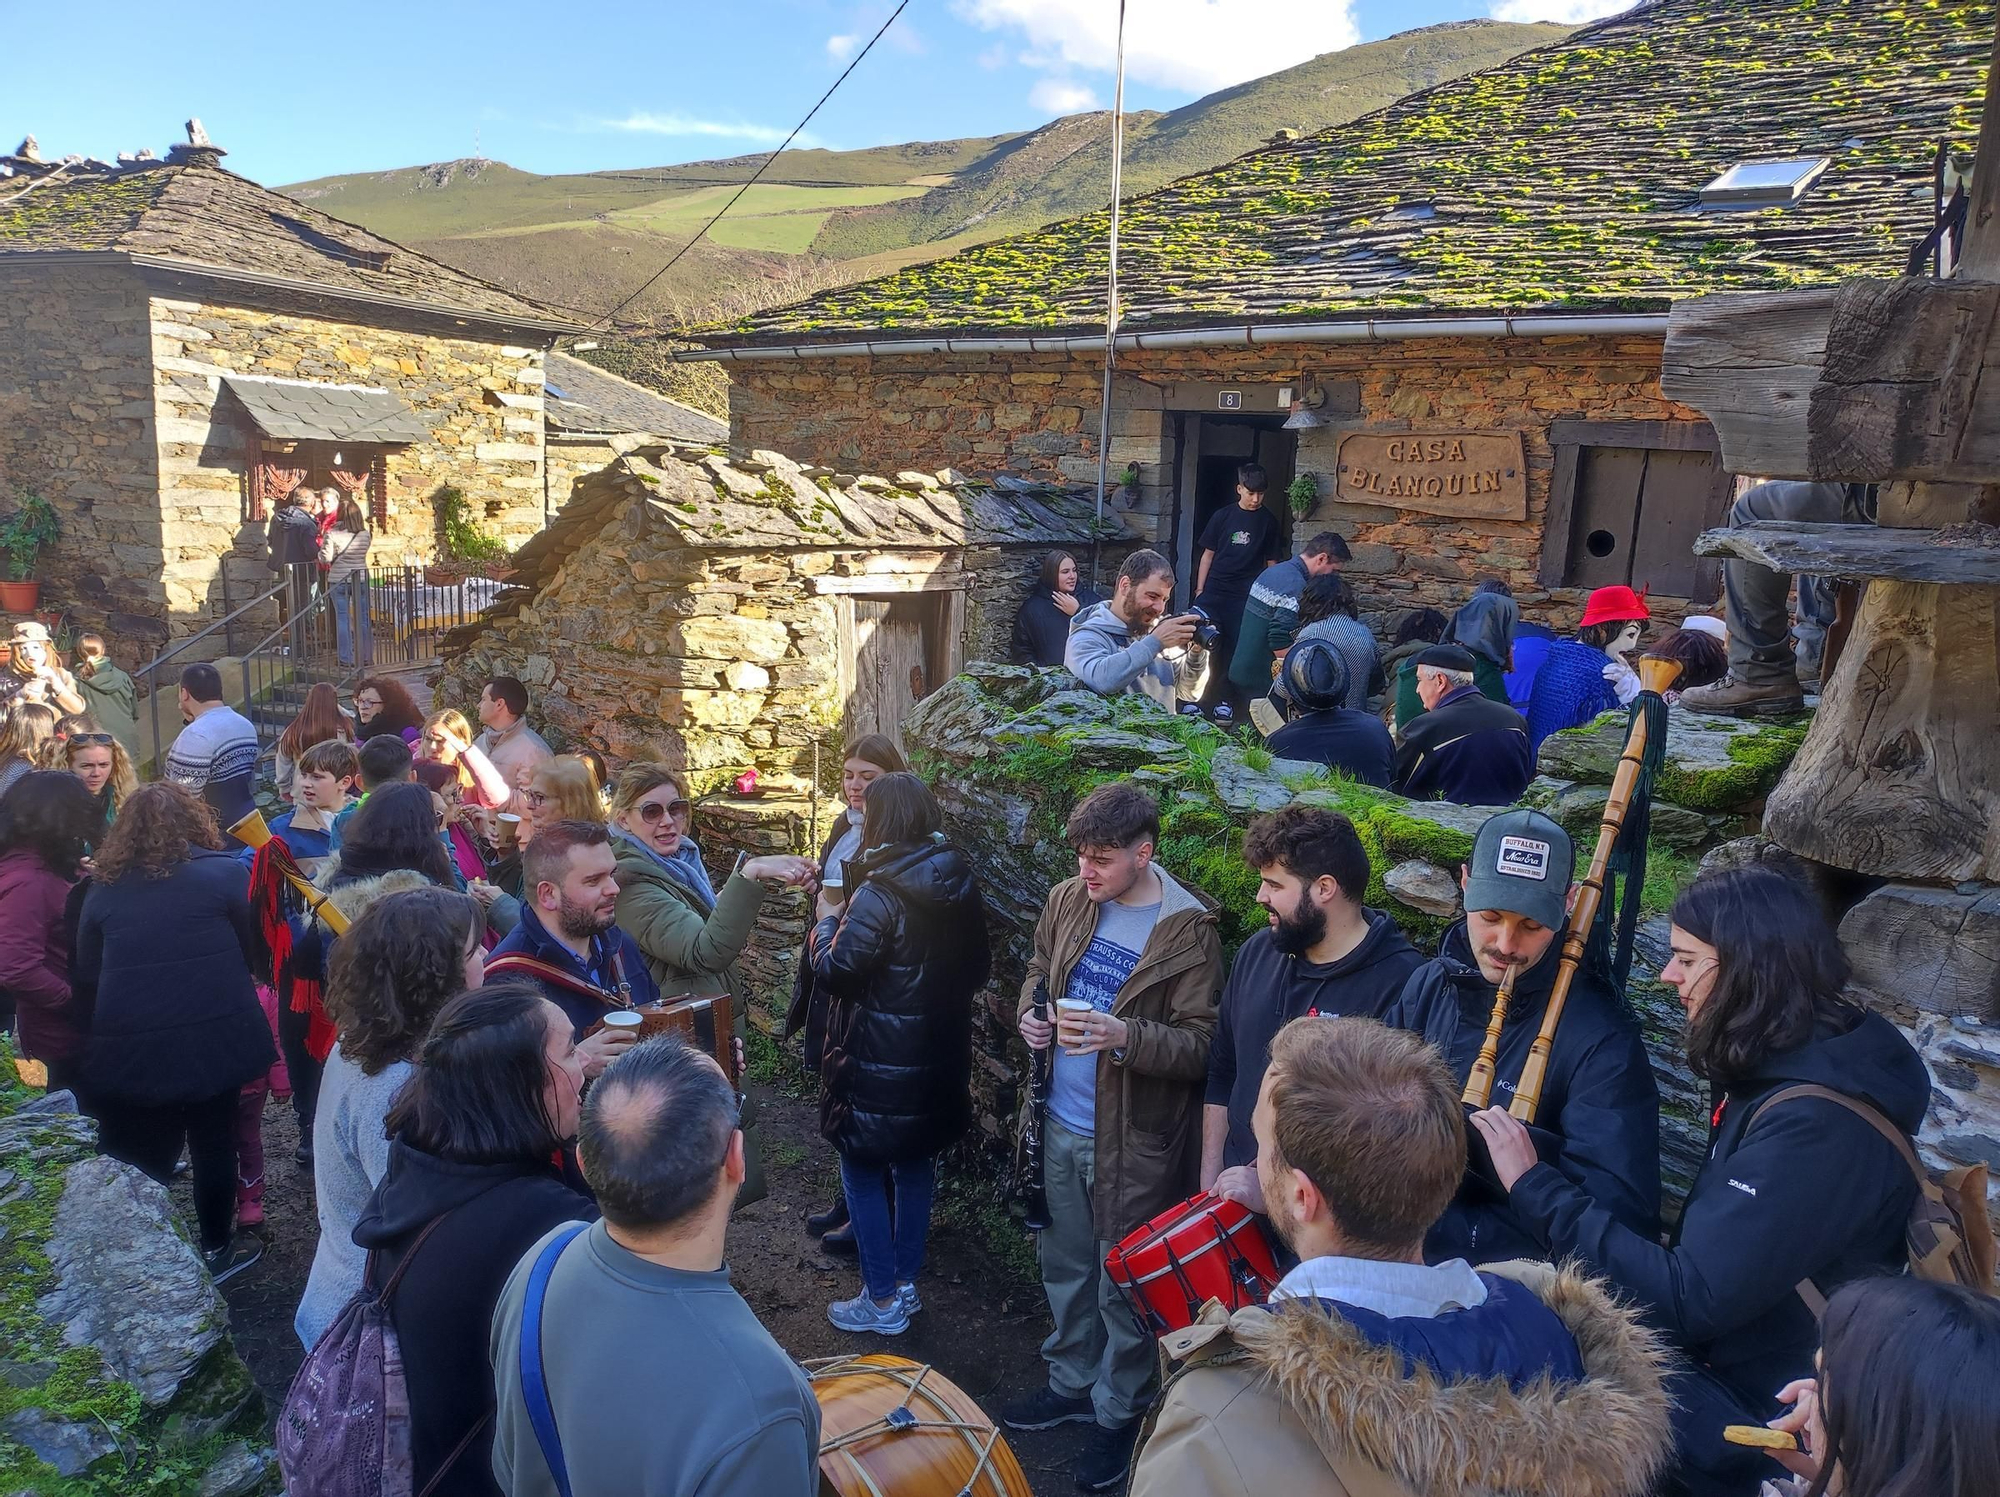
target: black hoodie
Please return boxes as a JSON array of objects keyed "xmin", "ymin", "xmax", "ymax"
[
  {"xmin": 351, "ymin": 1140, "xmax": 595, "ymax": 1497},
  {"xmin": 810, "ymin": 836, "xmax": 993, "ymax": 1166},
  {"xmin": 1381, "ymin": 921, "xmax": 1663, "ymax": 1266},
  {"xmin": 1206, "ymin": 913, "xmax": 1424, "ymax": 1169},
  {"xmin": 1509, "ymin": 1007, "xmax": 1929, "ymax": 1424}
]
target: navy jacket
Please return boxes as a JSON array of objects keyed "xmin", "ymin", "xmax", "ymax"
[
  {"xmin": 1509, "ymin": 1007, "xmax": 1928, "ymax": 1418},
  {"xmin": 1324, "ymin": 1272, "xmax": 1584, "ymax": 1390},
  {"xmin": 810, "ymin": 838, "xmax": 991, "ymax": 1166},
  {"xmin": 488, "ymin": 903, "xmax": 660, "ymax": 1038},
  {"xmin": 1266, "ymin": 710, "xmax": 1396, "ymax": 788},
  {"xmin": 1010, "ymin": 587, "xmax": 1100, "ymax": 669},
  {"xmin": 1391, "ymin": 684, "xmax": 1535, "ymax": 806},
  {"xmin": 75, "ymin": 848, "xmax": 274, "ymax": 1107},
  {"xmin": 1381, "ymin": 922, "xmax": 1662, "ymax": 1266},
  {"xmin": 1206, "ymin": 916, "xmax": 1424, "ymax": 1170}
]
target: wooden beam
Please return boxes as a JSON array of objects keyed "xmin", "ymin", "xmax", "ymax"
[
  {"xmin": 807, "ymin": 567, "xmax": 971, "ymax": 595},
  {"xmin": 1547, "ymin": 419, "xmax": 1719, "ymax": 452},
  {"xmin": 1693, "ymin": 520, "xmax": 2000, "ymax": 585},
  {"xmin": 1660, "ymin": 289, "xmax": 1838, "ymax": 477},
  {"xmin": 1957, "ymin": 15, "xmax": 2000, "ymax": 281}
]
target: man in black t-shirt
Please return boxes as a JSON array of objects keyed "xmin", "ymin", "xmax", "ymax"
[{"xmin": 1193, "ymin": 463, "xmax": 1282, "ymax": 719}]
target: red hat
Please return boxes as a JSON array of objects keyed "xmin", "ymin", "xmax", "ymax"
[{"xmin": 1580, "ymin": 584, "xmax": 1650, "ymax": 628}]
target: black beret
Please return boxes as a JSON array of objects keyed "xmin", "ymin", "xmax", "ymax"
[{"xmin": 1414, "ymin": 644, "xmax": 1478, "ymax": 673}]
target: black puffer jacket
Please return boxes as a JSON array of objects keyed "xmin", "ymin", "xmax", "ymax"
[{"xmin": 810, "ymin": 837, "xmax": 991, "ymax": 1166}]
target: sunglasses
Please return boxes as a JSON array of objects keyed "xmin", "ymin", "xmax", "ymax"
[
  {"xmin": 67, "ymin": 732, "xmax": 115, "ymax": 747},
  {"xmin": 637, "ymin": 798, "xmax": 692, "ymax": 824}
]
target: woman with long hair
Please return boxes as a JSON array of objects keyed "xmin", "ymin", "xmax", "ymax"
[
  {"xmin": 0, "ymin": 700, "xmax": 57, "ymax": 796},
  {"xmin": 351, "ymin": 675, "xmax": 424, "ymax": 743},
  {"xmin": 1011, "ymin": 549, "xmax": 1099, "ymax": 668},
  {"xmin": 348, "ymin": 984, "xmax": 594, "ymax": 1497},
  {"xmin": 788, "ymin": 733, "xmax": 908, "ymax": 1250},
  {"xmin": 0, "ymin": 771, "xmax": 99, "ymax": 1093},
  {"xmin": 810, "ymin": 772, "xmax": 990, "ymax": 1334},
  {"xmin": 295, "ymin": 886, "xmax": 485, "ymax": 1348},
  {"xmin": 491, "ymin": 756, "xmax": 602, "ymax": 897},
  {"xmin": 76, "ymin": 783, "xmax": 274, "ymax": 1279},
  {"xmin": 322, "ymin": 492, "xmax": 373, "ymax": 670},
  {"xmin": 275, "ymin": 682, "xmax": 354, "ymax": 801},
  {"xmin": 1468, "ymin": 866, "xmax": 1931, "ymax": 1497},
  {"xmin": 64, "ymin": 724, "xmax": 138, "ymax": 848},
  {"xmin": 329, "ymin": 780, "xmax": 458, "ymax": 890},
  {"xmin": 1760, "ymin": 1277, "xmax": 2000, "ymax": 1497},
  {"xmin": 421, "ymin": 708, "xmax": 511, "ymax": 811}
]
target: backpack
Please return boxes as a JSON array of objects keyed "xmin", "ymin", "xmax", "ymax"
[
  {"xmin": 277, "ymin": 1213, "xmax": 484, "ymax": 1497},
  {"xmin": 1750, "ymin": 1083, "xmax": 1997, "ymax": 1305}
]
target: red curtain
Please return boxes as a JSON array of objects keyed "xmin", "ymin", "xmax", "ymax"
[
  {"xmin": 326, "ymin": 455, "xmax": 385, "ymax": 528},
  {"xmin": 249, "ymin": 457, "xmax": 309, "ymax": 522}
]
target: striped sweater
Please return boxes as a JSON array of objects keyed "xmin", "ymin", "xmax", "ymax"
[{"xmin": 164, "ymin": 704, "xmax": 260, "ymax": 835}]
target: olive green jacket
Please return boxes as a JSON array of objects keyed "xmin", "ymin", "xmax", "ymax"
[{"xmin": 610, "ymin": 834, "xmax": 766, "ymax": 997}]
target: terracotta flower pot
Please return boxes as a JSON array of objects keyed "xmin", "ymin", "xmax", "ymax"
[{"xmin": 0, "ymin": 579, "xmax": 40, "ymax": 613}]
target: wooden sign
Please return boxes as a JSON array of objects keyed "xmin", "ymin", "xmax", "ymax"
[{"xmin": 1335, "ymin": 431, "xmax": 1526, "ymax": 520}]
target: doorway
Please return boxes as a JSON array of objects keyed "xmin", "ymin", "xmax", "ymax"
[
  {"xmin": 1172, "ymin": 416, "xmax": 1297, "ymax": 608},
  {"xmin": 839, "ymin": 591, "xmax": 963, "ymax": 750}
]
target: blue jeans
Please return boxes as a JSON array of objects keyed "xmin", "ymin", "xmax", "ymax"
[
  {"xmin": 840, "ymin": 1152, "xmax": 934, "ymax": 1302},
  {"xmin": 332, "ymin": 575, "xmax": 373, "ymax": 667}
]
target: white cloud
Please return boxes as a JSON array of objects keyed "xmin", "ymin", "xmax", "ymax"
[
  {"xmin": 976, "ymin": 42, "xmax": 1011, "ymax": 70},
  {"xmin": 955, "ymin": 0, "xmax": 1361, "ymax": 95},
  {"xmin": 596, "ymin": 113, "xmax": 811, "ymax": 146},
  {"xmin": 826, "ymin": 32, "xmax": 860, "ymax": 60},
  {"xmin": 1489, "ymin": 0, "xmax": 1634, "ymax": 21},
  {"xmin": 1029, "ymin": 77, "xmax": 1101, "ymax": 114}
]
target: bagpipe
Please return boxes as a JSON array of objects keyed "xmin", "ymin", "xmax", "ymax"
[{"xmin": 236, "ymin": 806, "xmax": 347, "ymax": 1065}]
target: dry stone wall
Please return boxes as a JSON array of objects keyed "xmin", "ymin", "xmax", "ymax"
[{"xmin": 728, "ymin": 333, "xmax": 1701, "ymax": 623}]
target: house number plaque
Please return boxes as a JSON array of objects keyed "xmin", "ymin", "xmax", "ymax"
[{"xmin": 1335, "ymin": 431, "xmax": 1527, "ymax": 520}]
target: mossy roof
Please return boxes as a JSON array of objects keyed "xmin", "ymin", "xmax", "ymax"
[
  {"xmin": 704, "ymin": 0, "xmax": 1992, "ymax": 345},
  {"xmin": 0, "ymin": 155, "xmax": 577, "ymax": 330}
]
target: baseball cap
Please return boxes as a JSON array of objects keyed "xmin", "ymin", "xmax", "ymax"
[
  {"xmin": 1462, "ymin": 809, "xmax": 1573, "ymax": 930},
  {"xmin": 1414, "ymin": 643, "xmax": 1477, "ymax": 673}
]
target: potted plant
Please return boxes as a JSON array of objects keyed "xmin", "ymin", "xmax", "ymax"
[
  {"xmin": 1287, "ymin": 472, "xmax": 1320, "ymax": 520},
  {"xmin": 0, "ymin": 488, "xmax": 60, "ymax": 613},
  {"xmin": 430, "ymin": 486, "xmax": 511, "ymax": 584}
]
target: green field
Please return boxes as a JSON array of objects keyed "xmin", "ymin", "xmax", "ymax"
[{"xmin": 607, "ymin": 183, "xmax": 926, "ymax": 253}]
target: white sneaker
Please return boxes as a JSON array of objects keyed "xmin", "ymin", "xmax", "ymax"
[
  {"xmin": 828, "ymin": 1292, "xmax": 909, "ymax": 1335},
  {"xmin": 898, "ymin": 1281, "xmax": 922, "ymax": 1315}
]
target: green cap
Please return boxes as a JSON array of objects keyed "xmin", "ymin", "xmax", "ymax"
[{"xmin": 1462, "ymin": 809, "xmax": 1573, "ymax": 930}]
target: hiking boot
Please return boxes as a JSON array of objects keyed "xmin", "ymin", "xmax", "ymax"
[
  {"xmin": 1000, "ymin": 1387, "xmax": 1096, "ymax": 1432},
  {"xmin": 820, "ymin": 1221, "xmax": 858, "ymax": 1258},
  {"xmin": 204, "ymin": 1236, "xmax": 264, "ymax": 1286},
  {"xmin": 827, "ymin": 1292, "xmax": 909, "ymax": 1336},
  {"xmin": 807, "ymin": 1198, "xmax": 850, "ymax": 1237},
  {"xmin": 1677, "ymin": 675, "xmax": 1805, "ymax": 718},
  {"xmin": 1072, "ymin": 1418, "xmax": 1142, "ymax": 1492},
  {"xmin": 1248, "ymin": 697, "xmax": 1285, "ymax": 738}
]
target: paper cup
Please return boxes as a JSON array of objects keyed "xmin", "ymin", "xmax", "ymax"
[
  {"xmin": 602, "ymin": 1011, "xmax": 643, "ymax": 1032},
  {"xmin": 1056, "ymin": 998, "xmax": 1093, "ymax": 1052}
]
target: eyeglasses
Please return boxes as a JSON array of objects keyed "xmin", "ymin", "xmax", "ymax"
[
  {"xmin": 355, "ymin": 696, "xmax": 383, "ymax": 710},
  {"xmin": 637, "ymin": 798, "xmax": 691, "ymax": 824},
  {"xmin": 524, "ymin": 789, "xmax": 550, "ymax": 809},
  {"xmin": 67, "ymin": 732, "xmax": 115, "ymax": 747}
]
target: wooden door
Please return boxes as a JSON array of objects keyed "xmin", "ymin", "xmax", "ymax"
[
  {"xmin": 845, "ymin": 595, "xmax": 946, "ymax": 749},
  {"xmin": 1628, "ymin": 447, "xmax": 1731, "ymax": 602},
  {"xmin": 1566, "ymin": 446, "xmax": 1650, "ymax": 591}
]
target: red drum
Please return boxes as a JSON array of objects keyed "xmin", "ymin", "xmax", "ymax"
[{"xmin": 1104, "ymin": 1191, "xmax": 1281, "ymax": 1337}]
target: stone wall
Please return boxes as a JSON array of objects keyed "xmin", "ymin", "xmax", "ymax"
[
  {"xmin": 150, "ymin": 297, "xmax": 548, "ymax": 635},
  {"xmin": 0, "ymin": 264, "xmax": 165, "ymax": 656},
  {"xmin": 545, "ymin": 436, "xmax": 619, "ymax": 517},
  {"xmin": 0, "ymin": 1064, "xmax": 274, "ymax": 1495},
  {"xmin": 727, "ymin": 333, "xmax": 1701, "ymax": 624}
]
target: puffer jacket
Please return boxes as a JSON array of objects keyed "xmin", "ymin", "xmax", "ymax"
[
  {"xmin": 1020, "ymin": 868, "xmax": 1223, "ymax": 1240},
  {"xmin": 1128, "ymin": 1261, "xmax": 1672, "ymax": 1497},
  {"xmin": 809, "ymin": 837, "xmax": 992, "ymax": 1166}
]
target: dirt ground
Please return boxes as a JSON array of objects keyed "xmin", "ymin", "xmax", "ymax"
[{"xmin": 214, "ymin": 1076, "xmax": 1089, "ymax": 1497}]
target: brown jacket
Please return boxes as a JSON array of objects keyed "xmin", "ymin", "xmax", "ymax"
[
  {"xmin": 1018, "ymin": 867, "xmax": 1222, "ymax": 1242},
  {"xmin": 1128, "ymin": 1261, "xmax": 1673, "ymax": 1497}
]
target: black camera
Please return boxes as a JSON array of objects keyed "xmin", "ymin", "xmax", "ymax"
[{"xmin": 1183, "ymin": 604, "xmax": 1222, "ymax": 650}]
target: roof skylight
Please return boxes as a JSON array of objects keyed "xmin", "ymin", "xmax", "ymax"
[{"xmin": 1699, "ymin": 157, "xmax": 1831, "ymax": 208}]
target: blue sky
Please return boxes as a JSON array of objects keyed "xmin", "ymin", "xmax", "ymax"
[{"xmin": 2, "ymin": 0, "xmax": 1629, "ymax": 186}]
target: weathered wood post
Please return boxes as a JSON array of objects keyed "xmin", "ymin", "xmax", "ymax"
[{"xmin": 1661, "ymin": 18, "xmax": 2000, "ymax": 1221}]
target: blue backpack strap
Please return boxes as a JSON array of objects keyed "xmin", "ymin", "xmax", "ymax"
[{"xmin": 518, "ymin": 1222, "xmax": 589, "ymax": 1497}]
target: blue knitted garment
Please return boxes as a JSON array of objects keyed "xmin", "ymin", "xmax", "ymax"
[{"xmin": 1526, "ymin": 638, "xmax": 1619, "ymax": 750}]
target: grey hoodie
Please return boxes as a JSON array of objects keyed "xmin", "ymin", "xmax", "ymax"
[{"xmin": 1064, "ymin": 599, "xmax": 1207, "ymax": 710}]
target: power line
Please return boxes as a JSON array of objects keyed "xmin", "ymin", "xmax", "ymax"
[{"xmin": 589, "ymin": 0, "xmax": 916, "ymax": 332}]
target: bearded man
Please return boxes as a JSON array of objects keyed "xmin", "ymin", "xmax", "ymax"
[{"xmin": 1200, "ymin": 806, "xmax": 1422, "ymax": 1214}]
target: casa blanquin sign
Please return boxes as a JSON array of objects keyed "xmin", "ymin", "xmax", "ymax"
[{"xmin": 1335, "ymin": 431, "xmax": 1527, "ymax": 520}]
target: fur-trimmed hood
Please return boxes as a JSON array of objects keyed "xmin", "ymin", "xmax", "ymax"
[
  {"xmin": 1135, "ymin": 1261, "xmax": 1671, "ymax": 1497},
  {"xmin": 315, "ymin": 866, "xmax": 435, "ymax": 923}
]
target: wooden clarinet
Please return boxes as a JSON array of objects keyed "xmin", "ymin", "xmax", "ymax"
[
  {"xmin": 230, "ymin": 807, "xmax": 350, "ymax": 935},
  {"xmin": 1509, "ymin": 654, "xmax": 1681, "ymax": 1123},
  {"xmin": 1461, "ymin": 962, "xmax": 1520, "ymax": 1109}
]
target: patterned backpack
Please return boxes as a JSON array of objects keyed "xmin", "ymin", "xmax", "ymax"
[{"xmin": 278, "ymin": 1214, "xmax": 482, "ymax": 1497}]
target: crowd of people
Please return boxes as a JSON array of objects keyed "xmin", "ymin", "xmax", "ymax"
[{"xmin": 0, "ymin": 488, "xmax": 1992, "ymax": 1497}]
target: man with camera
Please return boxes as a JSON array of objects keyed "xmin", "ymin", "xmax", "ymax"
[{"xmin": 1066, "ymin": 550, "xmax": 1212, "ymax": 712}]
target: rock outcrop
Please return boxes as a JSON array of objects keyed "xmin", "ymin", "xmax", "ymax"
[{"xmin": 0, "ymin": 1061, "xmax": 274, "ymax": 1495}]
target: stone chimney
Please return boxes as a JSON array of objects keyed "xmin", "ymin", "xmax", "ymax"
[{"xmin": 166, "ymin": 118, "xmax": 226, "ymax": 167}]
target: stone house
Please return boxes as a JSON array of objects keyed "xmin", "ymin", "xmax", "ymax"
[
  {"xmin": 0, "ymin": 127, "xmax": 579, "ymax": 653},
  {"xmin": 543, "ymin": 350, "xmax": 726, "ymax": 511},
  {"xmin": 436, "ymin": 440, "xmax": 1127, "ymax": 781},
  {"xmin": 682, "ymin": 0, "xmax": 1988, "ymax": 624}
]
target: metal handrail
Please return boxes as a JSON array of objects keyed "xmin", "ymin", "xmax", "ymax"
[{"xmin": 132, "ymin": 573, "xmax": 293, "ymax": 691}]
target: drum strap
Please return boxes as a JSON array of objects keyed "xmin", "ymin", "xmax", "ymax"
[{"xmin": 519, "ymin": 1222, "xmax": 589, "ymax": 1497}]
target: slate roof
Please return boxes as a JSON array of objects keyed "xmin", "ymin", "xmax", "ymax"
[
  {"xmin": 452, "ymin": 443, "xmax": 1130, "ymax": 645},
  {"xmin": 0, "ymin": 152, "xmax": 577, "ymax": 331},
  {"xmin": 543, "ymin": 353, "xmax": 727, "ymax": 443},
  {"xmin": 703, "ymin": 0, "xmax": 1992, "ymax": 345},
  {"xmin": 222, "ymin": 375, "xmax": 432, "ymax": 443}
]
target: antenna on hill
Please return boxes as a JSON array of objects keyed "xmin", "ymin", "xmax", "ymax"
[{"xmin": 1091, "ymin": 0, "xmax": 1129, "ymax": 589}]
